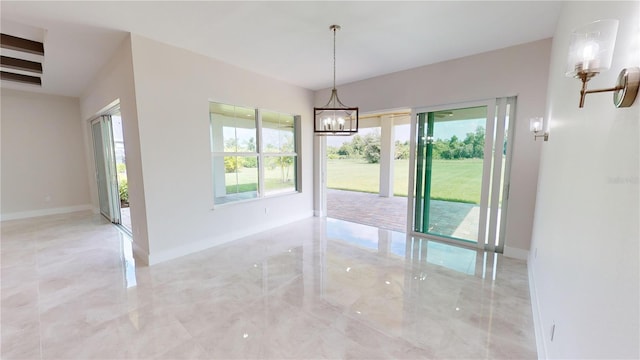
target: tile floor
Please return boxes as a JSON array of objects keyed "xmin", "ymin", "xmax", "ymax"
[{"xmin": 1, "ymin": 212, "xmax": 537, "ymax": 359}]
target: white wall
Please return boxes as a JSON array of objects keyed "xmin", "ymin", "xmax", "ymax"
[
  {"xmin": 529, "ymin": 1, "xmax": 639, "ymax": 358},
  {"xmin": 316, "ymin": 39, "xmax": 552, "ymax": 257},
  {"xmin": 0, "ymin": 89, "xmax": 91, "ymax": 220},
  {"xmin": 80, "ymin": 35, "xmax": 151, "ymax": 262},
  {"xmin": 129, "ymin": 35, "xmax": 315, "ymax": 264}
]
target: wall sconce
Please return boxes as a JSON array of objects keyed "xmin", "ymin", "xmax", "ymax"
[
  {"xmin": 566, "ymin": 19, "xmax": 639, "ymax": 108},
  {"xmin": 530, "ymin": 117, "xmax": 549, "ymax": 141}
]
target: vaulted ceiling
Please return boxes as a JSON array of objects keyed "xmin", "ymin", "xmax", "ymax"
[{"xmin": 0, "ymin": 1, "xmax": 563, "ymax": 97}]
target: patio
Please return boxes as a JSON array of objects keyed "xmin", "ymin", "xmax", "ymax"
[
  {"xmin": 327, "ymin": 189, "xmax": 479, "ymax": 240},
  {"xmin": 120, "ymin": 206, "xmax": 132, "ymax": 232}
]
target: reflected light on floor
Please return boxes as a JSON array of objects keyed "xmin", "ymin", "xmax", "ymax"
[{"xmin": 1, "ymin": 212, "xmax": 536, "ymax": 359}]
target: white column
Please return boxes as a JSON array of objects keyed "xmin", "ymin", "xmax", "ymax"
[
  {"xmin": 379, "ymin": 115, "xmax": 395, "ymax": 197},
  {"xmin": 313, "ymin": 134, "xmax": 327, "ymax": 217}
]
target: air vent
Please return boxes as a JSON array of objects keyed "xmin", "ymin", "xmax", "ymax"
[{"xmin": 0, "ymin": 33, "xmax": 44, "ymax": 86}]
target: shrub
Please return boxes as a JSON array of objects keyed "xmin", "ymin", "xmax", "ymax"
[
  {"xmin": 118, "ymin": 177, "xmax": 128, "ymax": 203},
  {"xmin": 243, "ymin": 157, "xmax": 258, "ymax": 168},
  {"xmin": 116, "ymin": 163, "xmax": 127, "ymax": 174},
  {"xmin": 225, "ymin": 157, "xmax": 241, "ymax": 173}
]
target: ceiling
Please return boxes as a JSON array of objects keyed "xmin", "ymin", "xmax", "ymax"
[{"xmin": 0, "ymin": 1, "xmax": 564, "ymax": 97}]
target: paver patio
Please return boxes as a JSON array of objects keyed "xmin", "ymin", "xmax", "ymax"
[{"xmin": 327, "ymin": 189, "xmax": 479, "ymax": 240}]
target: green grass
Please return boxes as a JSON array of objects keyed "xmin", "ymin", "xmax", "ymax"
[
  {"xmin": 427, "ymin": 159, "xmax": 483, "ymax": 204},
  {"xmin": 225, "ymin": 166, "xmax": 295, "ymax": 194},
  {"xmin": 225, "ymin": 158, "xmax": 490, "ymax": 204},
  {"xmin": 327, "ymin": 158, "xmax": 484, "ymax": 204}
]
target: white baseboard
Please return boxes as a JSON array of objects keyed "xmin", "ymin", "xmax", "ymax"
[
  {"xmin": 503, "ymin": 245, "xmax": 529, "ymax": 260},
  {"xmin": 0, "ymin": 204, "xmax": 93, "ymax": 221},
  {"xmin": 148, "ymin": 211, "xmax": 314, "ymax": 265},
  {"xmin": 528, "ymin": 259, "xmax": 547, "ymax": 359}
]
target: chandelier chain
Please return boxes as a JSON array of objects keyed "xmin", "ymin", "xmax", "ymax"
[{"xmin": 332, "ymin": 26, "xmax": 336, "ymax": 91}]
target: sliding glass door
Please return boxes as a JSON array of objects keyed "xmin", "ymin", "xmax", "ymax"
[
  {"xmin": 412, "ymin": 98, "xmax": 514, "ymax": 251},
  {"xmin": 91, "ymin": 119, "xmax": 112, "ymax": 219},
  {"xmin": 91, "ymin": 113, "xmax": 127, "ymax": 230}
]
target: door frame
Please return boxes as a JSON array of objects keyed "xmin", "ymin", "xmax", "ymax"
[
  {"xmin": 90, "ymin": 108, "xmax": 122, "ymax": 225},
  {"xmin": 407, "ymin": 98, "xmax": 515, "ymax": 252}
]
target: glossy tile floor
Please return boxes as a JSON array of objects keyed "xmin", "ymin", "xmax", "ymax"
[{"xmin": 1, "ymin": 212, "xmax": 537, "ymax": 359}]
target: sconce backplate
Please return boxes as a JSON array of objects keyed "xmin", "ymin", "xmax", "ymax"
[{"xmin": 613, "ymin": 67, "xmax": 640, "ymax": 108}]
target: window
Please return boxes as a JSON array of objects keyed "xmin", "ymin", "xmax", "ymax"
[{"xmin": 210, "ymin": 102, "xmax": 299, "ymax": 205}]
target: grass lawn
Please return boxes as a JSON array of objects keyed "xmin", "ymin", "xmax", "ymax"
[
  {"xmin": 225, "ymin": 166, "xmax": 295, "ymax": 194},
  {"xmin": 327, "ymin": 158, "xmax": 484, "ymax": 204},
  {"xmin": 224, "ymin": 158, "xmax": 491, "ymax": 204}
]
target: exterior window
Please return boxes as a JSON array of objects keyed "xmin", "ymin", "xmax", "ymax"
[
  {"xmin": 210, "ymin": 102, "xmax": 299, "ymax": 205},
  {"xmin": 262, "ymin": 110, "xmax": 297, "ymax": 196}
]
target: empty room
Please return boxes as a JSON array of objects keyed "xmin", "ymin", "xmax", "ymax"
[{"xmin": 1, "ymin": 1, "xmax": 638, "ymax": 359}]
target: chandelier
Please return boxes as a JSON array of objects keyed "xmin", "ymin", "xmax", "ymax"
[{"xmin": 314, "ymin": 25, "xmax": 359, "ymax": 135}]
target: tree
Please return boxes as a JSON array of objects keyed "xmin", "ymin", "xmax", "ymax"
[
  {"xmin": 224, "ymin": 137, "xmax": 238, "ymax": 152},
  {"xmin": 277, "ymin": 156, "xmax": 294, "ymax": 182},
  {"xmin": 245, "ymin": 137, "xmax": 256, "ymax": 152},
  {"xmin": 363, "ymin": 132, "xmax": 381, "ymax": 164},
  {"xmin": 337, "ymin": 142, "xmax": 353, "ymax": 157},
  {"xmin": 395, "ymin": 140, "xmax": 410, "ymax": 160},
  {"xmin": 243, "ymin": 157, "xmax": 257, "ymax": 168},
  {"xmin": 327, "ymin": 146, "xmax": 340, "ymax": 159},
  {"xmin": 271, "ymin": 135, "xmax": 296, "ymax": 181},
  {"xmin": 351, "ymin": 135, "xmax": 366, "ymax": 157},
  {"xmin": 468, "ymin": 126, "xmax": 485, "ymax": 158}
]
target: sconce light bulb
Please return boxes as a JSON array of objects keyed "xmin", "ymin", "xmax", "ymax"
[
  {"xmin": 581, "ymin": 41, "xmax": 600, "ymax": 70},
  {"xmin": 582, "ymin": 42, "xmax": 598, "ymax": 61},
  {"xmin": 530, "ymin": 117, "xmax": 543, "ymax": 132},
  {"xmin": 530, "ymin": 117, "xmax": 549, "ymax": 141}
]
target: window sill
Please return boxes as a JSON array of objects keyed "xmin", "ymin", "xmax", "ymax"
[{"xmin": 210, "ymin": 190, "xmax": 301, "ymax": 210}]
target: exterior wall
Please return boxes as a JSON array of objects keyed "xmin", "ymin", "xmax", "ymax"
[
  {"xmin": 129, "ymin": 35, "xmax": 315, "ymax": 263},
  {"xmin": 529, "ymin": 1, "xmax": 639, "ymax": 358},
  {"xmin": 315, "ymin": 39, "xmax": 553, "ymax": 257},
  {"xmin": 1, "ymin": 89, "xmax": 90, "ymax": 220}
]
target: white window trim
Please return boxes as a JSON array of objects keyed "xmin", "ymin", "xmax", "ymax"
[{"xmin": 210, "ymin": 103, "xmax": 300, "ymax": 208}]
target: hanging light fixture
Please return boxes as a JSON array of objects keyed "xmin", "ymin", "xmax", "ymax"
[{"xmin": 314, "ymin": 25, "xmax": 359, "ymax": 135}]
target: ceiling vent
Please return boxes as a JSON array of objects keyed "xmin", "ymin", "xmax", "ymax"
[{"xmin": 1, "ymin": 32, "xmax": 44, "ymax": 86}]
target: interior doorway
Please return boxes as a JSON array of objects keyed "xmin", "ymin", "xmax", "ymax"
[
  {"xmin": 91, "ymin": 105, "xmax": 131, "ymax": 234},
  {"xmin": 324, "ymin": 111, "xmax": 411, "ymax": 232}
]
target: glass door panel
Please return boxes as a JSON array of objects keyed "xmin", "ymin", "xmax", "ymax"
[
  {"xmin": 111, "ymin": 111, "xmax": 131, "ymax": 233},
  {"xmin": 412, "ymin": 98, "xmax": 515, "ymax": 251},
  {"xmin": 91, "ymin": 120, "xmax": 110, "ymax": 218},
  {"xmin": 414, "ymin": 106, "xmax": 487, "ymax": 243},
  {"xmin": 91, "ymin": 115, "xmax": 121, "ymax": 226}
]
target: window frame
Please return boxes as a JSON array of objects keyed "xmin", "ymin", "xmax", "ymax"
[{"xmin": 209, "ymin": 101, "xmax": 301, "ymax": 207}]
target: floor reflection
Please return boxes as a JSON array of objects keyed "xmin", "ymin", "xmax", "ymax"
[
  {"xmin": 2, "ymin": 212, "xmax": 535, "ymax": 359},
  {"xmin": 326, "ymin": 217, "xmax": 480, "ymax": 275},
  {"xmin": 120, "ymin": 231, "xmax": 137, "ymax": 288}
]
